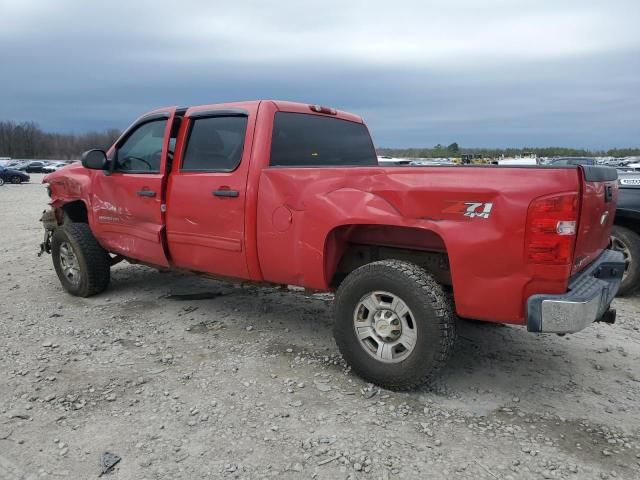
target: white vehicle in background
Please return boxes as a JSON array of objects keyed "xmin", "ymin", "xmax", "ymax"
[
  {"xmin": 497, "ymin": 152, "xmax": 538, "ymax": 166},
  {"xmin": 41, "ymin": 162, "xmax": 69, "ymax": 173},
  {"xmin": 377, "ymin": 155, "xmax": 412, "ymax": 166},
  {"xmin": 619, "ymin": 162, "xmax": 640, "ymax": 172},
  {"xmin": 498, "ymin": 157, "xmax": 538, "ymax": 166},
  {"xmin": 409, "ymin": 158, "xmax": 454, "ymax": 166}
]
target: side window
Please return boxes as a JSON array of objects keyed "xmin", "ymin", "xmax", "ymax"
[
  {"xmin": 115, "ymin": 119, "xmax": 168, "ymax": 173},
  {"xmin": 269, "ymin": 112, "xmax": 377, "ymax": 167},
  {"xmin": 181, "ymin": 116, "xmax": 248, "ymax": 172}
]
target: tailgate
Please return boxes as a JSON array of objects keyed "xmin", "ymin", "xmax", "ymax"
[{"xmin": 572, "ymin": 166, "xmax": 618, "ymax": 275}]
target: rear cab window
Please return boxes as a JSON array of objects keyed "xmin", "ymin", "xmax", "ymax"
[
  {"xmin": 270, "ymin": 112, "xmax": 377, "ymax": 167},
  {"xmin": 181, "ymin": 116, "xmax": 248, "ymax": 172}
]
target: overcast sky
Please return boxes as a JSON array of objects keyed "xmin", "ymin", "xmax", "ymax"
[{"xmin": 1, "ymin": 0, "xmax": 639, "ymax": 148}]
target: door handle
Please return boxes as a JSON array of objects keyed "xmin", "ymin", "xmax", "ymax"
[
  {"xmin": 137, "ymin": 189, "xmax": 156, "ymax": 197},
  {"xmin": 213, "ymin": 189, "xmax": 239, "ymax": 198},
  {"xmin": 604, "ymin": 185, "xmax": 613, "ymax": 203}
]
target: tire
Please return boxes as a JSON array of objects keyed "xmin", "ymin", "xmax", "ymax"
[
  {"xmin": 611, "ymin": 225, "xmax": 640, "ymax": 296},
  {"xmin": 11, "ymin": 176, "xmax": 22, "ymax": 184},
  {"xmin": 334, "ymin": 259, "xmax": 456, "ymax": 390},
  {"xmin": 0, "ymin": 177, "xmax": 4, "ymax": 186},
  {"xmin": 51, "ymin": 223, "xmax": 111, "ymax": 297}
]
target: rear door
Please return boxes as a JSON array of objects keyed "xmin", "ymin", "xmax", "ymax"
[
  {"xmin": 91, "ymin": 109, "xmax": 176, "ymax": 267},
  {"xmin": 572, "ymin": 166, "xmax": 619, "ymax": 274},
  {"xmin": 165, "ymin": 105, "xmax": 257, "ymax": 278}
]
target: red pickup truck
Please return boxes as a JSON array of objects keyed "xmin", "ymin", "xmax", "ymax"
[{"xmin": 41, "ymin": 100, "xmax": 624, "ymax": 390}]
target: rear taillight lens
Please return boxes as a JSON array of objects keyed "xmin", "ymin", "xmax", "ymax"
[{"xmin": 525, "ymin": 193, "xmax": 579, "ymax": 265}]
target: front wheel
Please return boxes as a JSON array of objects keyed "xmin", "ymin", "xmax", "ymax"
[
  {"xmin": 51, "ymin": 223, "xmax": 111, "ymax": 297},
  {"xmin": 11, "ymin": 176, "xmax": 22, "ymax": 184},
  {"xmin": 333, "ymin": 260, "xmax": 456, "ymax": 390},
  {"xmin": 611, "ymin": 225, "xmax": 640, "ymax": 296}
]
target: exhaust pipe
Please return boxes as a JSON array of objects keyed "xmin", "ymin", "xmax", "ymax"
[{"xmin": 596, "ymin": 308, "xmax": 616, "ymax": 325}]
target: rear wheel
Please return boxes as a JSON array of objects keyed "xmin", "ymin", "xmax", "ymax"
[
  {"xmin": 51, "ymin": 223, "xmax": 111, "ymax": 297},
  {"xmin": 334, "ymin": 259, "xmax": 456, "ymax": 390},
  {"xmin": 11, "ymin": 176, "xmax": 22, "ymax": 184},
  {"xmin": 0, "ymin": 177, "xmax": 4, "ymax": 186},
  {"xmin": 611, "ymin": 225, "xmax": 640, "ymax": 296}
]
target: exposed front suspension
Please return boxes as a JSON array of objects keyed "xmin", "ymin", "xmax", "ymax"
[{"xmin": 38, "ymin": 209, "xmax": 58, "ymax": 256}]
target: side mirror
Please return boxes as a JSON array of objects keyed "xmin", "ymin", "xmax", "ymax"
[{"xmin": 81, "ymin": 149, "xmax": 108, "ymax": 170}]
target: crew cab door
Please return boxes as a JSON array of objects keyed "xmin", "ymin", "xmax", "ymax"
[
  {"xmin": 91, "ymin": 109, "xmax": 176, "ymax": 267},
  {"xmin": 165, "ymin": 105, "xmax": 257, "ymax": 278}
]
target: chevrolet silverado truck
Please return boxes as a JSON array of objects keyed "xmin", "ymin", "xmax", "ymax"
[{"xmin": 40, "ymin": 100, "xmax": 624, "ymax": 390}]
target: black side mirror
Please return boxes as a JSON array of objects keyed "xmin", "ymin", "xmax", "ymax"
[{"xmin": 81, "ymin": 149, "xmax": 108, "ymax": 170}]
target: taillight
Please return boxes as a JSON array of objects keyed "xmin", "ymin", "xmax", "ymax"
[{"xmin": 525, "ymin": 193, "xmax": 579, "ymax": 265}]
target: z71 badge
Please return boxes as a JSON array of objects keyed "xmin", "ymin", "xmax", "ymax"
[{"xmin": 442, "ymin": 201, "xmax": 494, "ymax": 219}]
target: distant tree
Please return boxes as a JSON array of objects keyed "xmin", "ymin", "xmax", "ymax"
[
  {"xmin": 0, "ymin": 121, "xmax": 122, "ymax": 159},
  {"xmin": 377, "ymin": 145, "xmax": 640, "ymax": 159}
]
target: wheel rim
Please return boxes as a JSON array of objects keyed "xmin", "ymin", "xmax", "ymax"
[
  {"xmin": 11, "ymin": 176, "xmax": 21, "ymax": 184},
  {"xmin": 0, "ymin": 178, "xmax": 4, "ymax": 186},
  {"xmin": 59, "ymin": 241, "xmax": 81, "ymax": 286},
  {"xmin": 611, "ymin": 235, "xmax": 632, "ymax": 282},
  {"xmin": 353, "ymin": 291, "xmax": 417, "ymax": 364}
]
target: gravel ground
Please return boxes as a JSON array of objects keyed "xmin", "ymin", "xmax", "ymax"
[{"xmin": 1, "ymin": 175, "xmax": 640, "ymax": 480}]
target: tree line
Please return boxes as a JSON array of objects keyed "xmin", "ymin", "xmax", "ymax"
[
  {"xmin": 378, "ymin": 142, "xmax": 640, "ymax": 159},
  {"xmin": 2, "ymin": 121, "xmax": 639, "ymax": 160},
  {"xmin": 0, "ymin": 121, "xmax": 121, "ymax": 160}
]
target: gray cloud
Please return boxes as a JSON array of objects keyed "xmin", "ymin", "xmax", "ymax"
[{"xmin": 0, "ymin": 0, "xmax": 639, "ymax": 148}]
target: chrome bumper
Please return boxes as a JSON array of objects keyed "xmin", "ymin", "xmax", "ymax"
[{"xmin": 527, "ymin": 249, "xmax": 625, "ymax": 333}]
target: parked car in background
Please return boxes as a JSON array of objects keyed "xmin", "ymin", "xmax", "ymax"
[
  {"xmin": 498, "ymin": 157, "xmax": 538, "ymax": 166},
  {"xmin": 619, "ymin": 162, "xmax": 640, "ymax": 172},
  {"xmin": 23, "ymin": 161, "xmax": 53, "ymax": 173},
  {"xmin": 409, "ymin": 158, "xmax": 454, "ymax": 166},
  {"xmin": 0, "ymin": 166, "xmax": 30, "ymax": 185},
  {"xmin": 548, "ymin": 157, "xmax": 596, "ymax": 166},
  {"xmin": 6, "ymin": 160, "xmax": 29, "ymax": 170},
  {"xmin": 611, "ymin": 172, "xmax": 640, "ymax": 295},
  {"xmin": 377, "ymin": 155, "xmax": 412, "ymax": 166},
  {"xmin": 42, "ymin": 162, "xmax": 69, "ymax": 173}
]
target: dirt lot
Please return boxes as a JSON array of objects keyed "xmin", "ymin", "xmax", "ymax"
[{"xmin": 1, "ymin": 175, "xmax": 639, "ymax": 480}]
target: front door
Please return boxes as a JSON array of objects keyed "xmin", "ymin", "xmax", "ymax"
[
  {"xmin": 165, "ymin": 107, "xmax": 256, "ymax": 278},
  {"xmin": 91, "ymin": 110, "xmax": 176, "ymax": 267}
]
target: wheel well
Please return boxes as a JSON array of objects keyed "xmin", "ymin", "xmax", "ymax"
[
  {"xmin": 325, "ymin": 225, "xmax": 451, "ymax": 288},
  {"xmin": 61, "ymin": 201, "xmax": 88, "ymax": 224},
  {"xmin": 615, "ymin": 215, "xmax": 640, "ymax": 237}
]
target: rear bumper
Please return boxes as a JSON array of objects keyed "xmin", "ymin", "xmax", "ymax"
[{"xmin": 526, "ymin": 249, "xmax": 624, "ymax": 333}]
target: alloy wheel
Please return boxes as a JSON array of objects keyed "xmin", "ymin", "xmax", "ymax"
[{"xmin": 353, "ymin": 291, "xmax": 417, "ymax": 363}]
